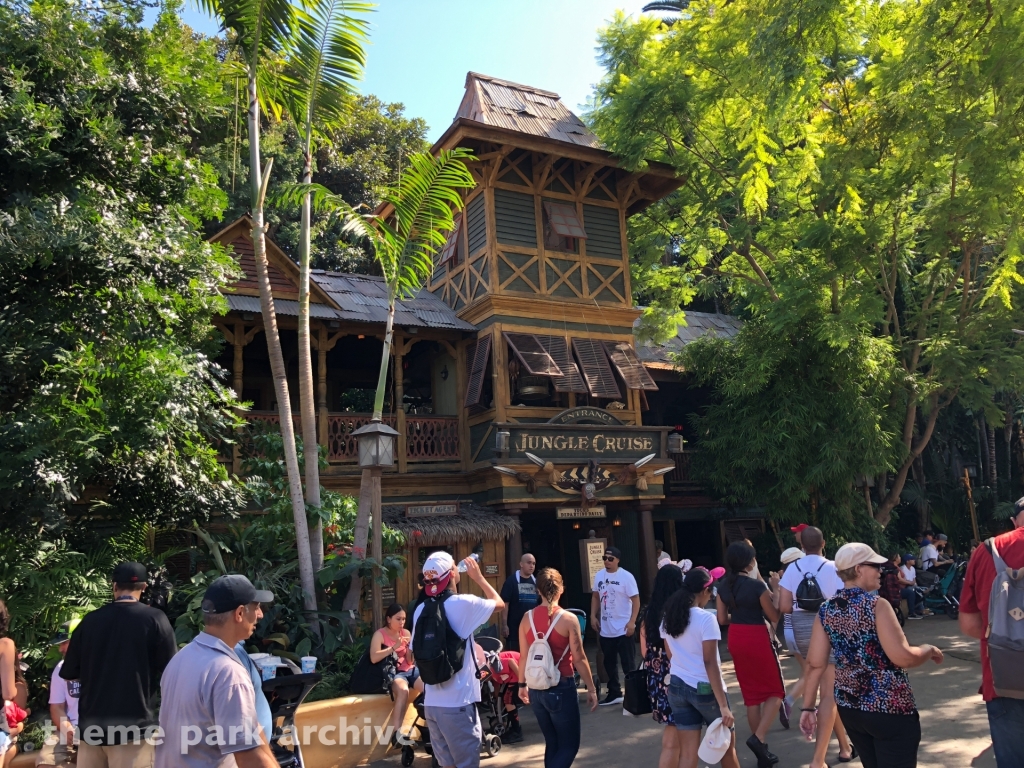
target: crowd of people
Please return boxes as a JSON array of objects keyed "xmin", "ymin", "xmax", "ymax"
[{"xmin": 1, "ymin": 500, "xmax": 1023, "ymax": 768}]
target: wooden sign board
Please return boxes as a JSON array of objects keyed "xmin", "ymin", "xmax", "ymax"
[
  {"xmin": 579, "ymin": 538, "xmax": 608, "ymax": 593},
  {"xmin": 483, "ymin": 563, "xmax": 500, "ymax": 576},
  {"xmin": 381, "ymin": 581, "xmax": 396, "ymax": 605},
  {"xmin": 405, "ymin": 502, "xmax": 458, "ymax": 518},
  {"xmin": 556, "ymin": 505, "xmax": 606, "ymax": 520}
]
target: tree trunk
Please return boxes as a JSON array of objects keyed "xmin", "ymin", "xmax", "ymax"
[
  {"xmin": 348, "ymin": 303, "xmax": 397, "ymax": 620},
  {"xmin": 977, "ymin": 417, "xmax": 989, "ymax": 487},
  {"xmin": 988, "ymin": 422, "xmax": 998, "ymax": 488},
  {"xmin": 874, "ymin": 392, "xmax": 943, "ymax": 527},
  {"xmin": 297, "ymin": 130, "xmax": 324, "ymax": 578},
  {"xmin": 246, "ymin": 72, "xmax": 318, "ymax": 621},
  {"xmin": 1005, "ymin": 415, "xmax": 1014, "ymax": 499}
]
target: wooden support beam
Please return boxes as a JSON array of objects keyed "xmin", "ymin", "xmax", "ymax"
[
  {"xmin": 453, "ymin": 339, "xmax": 471, "ymax": 471},
  {"xmin": 638, "ymin": 505, "xmax": 658, "ymax": 600},
  {"xmin": 317, "ymin": 326, "xmax": 328, "ymax": 451}
]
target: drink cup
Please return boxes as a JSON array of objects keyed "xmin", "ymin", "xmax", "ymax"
[
  {"xmin": 258, "ymin": 660, "xmax": 277, "ymax": 681},
  {"xmin": 301, "ymin": 656, "xmax": 316, "ymax": 674}
]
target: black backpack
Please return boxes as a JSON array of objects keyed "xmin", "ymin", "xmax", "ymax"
[
  {"xmin": 794, "ymin": 560, "xmax": 827, "ymax": 611},
  {"xmin": 413, "ymin": 593, "xmax": 467, "ymax": 685}
]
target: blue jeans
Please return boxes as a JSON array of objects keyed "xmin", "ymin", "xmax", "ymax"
[
  {"xmin": 900, "ymin": 587, "xmax": 923, "ymax": 615},
  {"xmin": 530, "ymin": 677, "xmax": 581, "ymax": 768},
  {"xmin": 987, "ymin": 697, "xmax": 1024, "ymax": 767}
]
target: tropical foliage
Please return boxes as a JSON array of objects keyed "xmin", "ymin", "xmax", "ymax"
[
  {"xmin": 0, "ymin": 0, "xmax": 244, "ymax": 532},
  {"xmin": 591, "ymin": 0, "xmax": 1024, "ymax": 529}
]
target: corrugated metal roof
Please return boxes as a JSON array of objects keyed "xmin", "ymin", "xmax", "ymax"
[
  {"xmin": 225, "ymin": 274, "xmax": 476, "ymax": 332},
  {"xmin": 456, "ymin": 72, "xmax": 602, "ymax": 149},
  {"xmin": 635, "ymin": 311, "xmax": 744, "ymax": 368}
]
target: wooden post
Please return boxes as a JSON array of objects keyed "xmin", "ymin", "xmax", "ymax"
[
  {"xmin": 665, "ymin": 516, "xmax": 679, "ymax": 560},
  {"xmin": 638, "ymin": 505, "xmax": 657, "ymax": 599},
  {"xmin": 317, "ymin": 327, "xmax": 328, "ymax": 453},
  {"xmin": 370, "ymin": 467, "xmax": 384, "ymax": 629},
  {"xmin": 492, "ymin": 325, "xmax": 509, "ymax": 423},
  {"xmin": 394, "ymin": 340, "xmax": 407, "ymax": 474},
  {"xmin": 232, "ymin": 323, "xmax": 244, "ymax": 475},
  {"xmin": 964, "ymin": 469, "xmax": 982, "ymax": 543}
]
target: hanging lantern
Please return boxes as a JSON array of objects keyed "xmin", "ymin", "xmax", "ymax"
[{"xmin": 351, "ymin": 420, "xmax": 399, "ymax": 468}]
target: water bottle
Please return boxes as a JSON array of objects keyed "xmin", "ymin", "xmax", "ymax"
[{"xmin": 457, "ymin": 553, "xmax": 480, "ymax": 573}]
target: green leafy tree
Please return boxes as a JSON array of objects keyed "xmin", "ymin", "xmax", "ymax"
[
  {"xmin": 0, "ymin": 0, "xmax": 243, "ymax": 531},
  {"xmin": 590, "ymin": 0, "xmax": 1024, "ymax": 526}
]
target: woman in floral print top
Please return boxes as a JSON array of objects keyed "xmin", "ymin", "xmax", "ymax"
[{"xmin": 800, "ymin": 543, "xmax": 944, "ymax": 768}]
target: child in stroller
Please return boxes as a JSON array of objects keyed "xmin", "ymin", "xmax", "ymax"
[{"xmin": 399, "ymin": 635, "xmax": 521, "ymax": 767}]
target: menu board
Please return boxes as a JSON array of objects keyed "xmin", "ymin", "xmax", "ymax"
[{"xmin": 579, "ymin": 538, "xmax": 607, "ymax": 593}]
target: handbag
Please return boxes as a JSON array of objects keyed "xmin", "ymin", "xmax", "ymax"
[
  {"xmin": 348, "ymin": 649, "xmax": 398, "ymax": 695},
  {"xmin": 623, "ymin": 664, "xmax": 652, "ymax": 716}
]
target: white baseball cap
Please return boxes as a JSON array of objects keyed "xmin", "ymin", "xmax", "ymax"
[
  {"xmin": 422, "ymin": 551, "xmax": 455, "ymax": 579},
  {"xmin": 834, "ymin": 542, "xmax": 888, "ymax": 571},
  {"xmin": 698, "ymin": 717, "xmax": 732, "ymax": 763},
  {"xmin": 780, "ymin": 547, "xmax": 805, "ymax": 565}
]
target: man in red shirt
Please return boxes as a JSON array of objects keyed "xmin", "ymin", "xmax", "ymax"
[{"xmin": 959, "ymin": 497, "xmax": 1024, "ymax": 767}]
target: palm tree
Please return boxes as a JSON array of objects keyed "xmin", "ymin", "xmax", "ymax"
[
  {"xmin": 281, "ymin": 0, "xmax": 369, "ymax": 578},
  {"xmin": 198, "ymin": 0, "xmax": 318, "ymax": 619},
  {"xmin": 303, "ymin": 149, "xmax": 475, "ymax": 622}
]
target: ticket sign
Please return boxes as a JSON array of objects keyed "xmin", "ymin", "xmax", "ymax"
[
  {"xmin": 580, "ymin": 538, "xmax": 608, "ymax": 593},
  {"xmin": 556, "ymin": 505, "xmax": 606, "ymax": 519},
  {"xmin": 406, "ymin": 503, "xmax": 458, "ymax": 518}
]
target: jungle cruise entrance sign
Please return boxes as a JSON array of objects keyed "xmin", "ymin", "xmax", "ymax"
[{"xmin": 501, "ymin": 408, "xmax": 671, "ymax": 462}]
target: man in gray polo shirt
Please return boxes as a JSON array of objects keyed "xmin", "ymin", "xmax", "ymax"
[{"xmin": 156, "ymin": 575, "xmax": 277, "ymax": 768}]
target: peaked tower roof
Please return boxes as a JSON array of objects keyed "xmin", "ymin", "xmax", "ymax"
[{"xmin": 454, "ymin": 72, "xmax": 601, "ymax": 149}]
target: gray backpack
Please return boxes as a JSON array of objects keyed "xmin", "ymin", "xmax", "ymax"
[{"xmin": 986, "ymin": 538, "xmax": 1024, "ymax": 699}]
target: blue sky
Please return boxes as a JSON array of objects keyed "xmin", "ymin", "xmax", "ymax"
[{"xmin": 164, "ymin": 0, "xmax": 655, "ymax": 142}]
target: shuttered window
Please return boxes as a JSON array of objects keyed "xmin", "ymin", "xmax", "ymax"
[
  {"xmin": 504, "ymin": 332, "xmax": 563, "ymax": 376},
  {"xmin": 439, "ymin": 212, "xmax": 462, "ymax": 265},
  {"xmin": 582, "ymin": 204, "xmax": 622, "ymax": 259},
  {"xmin": 535, "ymin": 335, "xmax": 588, "ymax": 393},
  {"xmin": 603, "ymin": 341, "xmax": 659, "ymax": 391},
  {"xmin": 495, "ymin": 189, "xmax": 538, "ymax": 247},
  {"xmin": 464, "ymin": 335, "xmax": 493, "ymax": 409},
  {"xmin": 466, "ymin": 194, "xmax": 487, "ymax": 255},
  {"xmin": 571, "ymin": 338, "xmax": 622, "ymax": 399},
  {"xmin": 543, "ymin": 202, "xmax": 587, "ymax": 238}
]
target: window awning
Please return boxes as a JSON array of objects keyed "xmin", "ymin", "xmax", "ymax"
[
  {"xmin": 535, "ymin": 335, "xmax": 588, "ymax": 393},
  {"xmin": 543, "ymin": 201, "xmax": 587, "ymax": 239},
  {"xmin": 439, "ymin": 213, "xmax": 462, "ymax": 264},
  {"xmin": 603, "ymin": 341, "xmax": 659, "ymax": 391},
  {"xmin": 571, "ymin": 338, "xmax": 622, "ymax": 399},
  {"xmin": 504, "ymin": 332, "xmax": 563, "ymax": 376}
]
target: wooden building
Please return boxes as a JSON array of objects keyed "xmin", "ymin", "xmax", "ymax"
[{"xmin": 212, "ymin": 73, "xmax": 763, "ymax": 613}]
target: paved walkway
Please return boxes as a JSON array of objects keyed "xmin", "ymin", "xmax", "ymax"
[{"xmin": 376, "ymin": 614, "xmax": 997, "ymax": 767}]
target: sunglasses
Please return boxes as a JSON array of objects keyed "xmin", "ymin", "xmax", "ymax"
[
  {"xmin": 602, "ymin": 555, "xmax": 617, "ymax": 562},
  {"xmin": 860, "ymin": 562, "xmax": 884, "ymax": 571}
]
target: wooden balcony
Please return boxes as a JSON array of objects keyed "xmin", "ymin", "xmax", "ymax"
[{"xmin": 242, "ymin": 411, "xmax": 461, "ymax": 466}]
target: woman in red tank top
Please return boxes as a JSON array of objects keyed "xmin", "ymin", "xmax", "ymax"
[{"xmin": 517, "ymin": 568, "xmax": 598, "ymax": 768}]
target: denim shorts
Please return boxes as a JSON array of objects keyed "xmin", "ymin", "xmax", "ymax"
[
  {"xmin": 667, "ymin": 675, "xmax": 730, "ymax": 731},
  {"xmin": 394, "ymin": 667, "xmax": 419, "ymax": 687}
]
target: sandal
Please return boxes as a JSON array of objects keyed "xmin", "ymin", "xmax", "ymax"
[{"xmin": 838, "ymin": 745, "xmax": 858, "ymax": 763}]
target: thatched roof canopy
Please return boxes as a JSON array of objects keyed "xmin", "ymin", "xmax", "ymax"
[{"xmin": 382, "ymin": 503, "xmax": 520, "ymax": 547}]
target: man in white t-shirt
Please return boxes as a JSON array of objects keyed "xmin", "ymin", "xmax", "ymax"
[
  {"xmin": 411, "ymin": 551, "xmax": 504, "ymax": 768},
  {"xmin": 590, "ymin": 546, "xmax": 640, "ymax": 706},
  {"xmin": 778, "ymin": 526, "xmax": 853, "ymax": 767},
  {"xmin": 42, "ymin": 621, "xmax": 80, "ymax": 766}
]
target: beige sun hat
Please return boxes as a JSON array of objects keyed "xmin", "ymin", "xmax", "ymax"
[
  {"xmin": 780, "ymin": 547, "xmax": 805, "ymax": 565},
  {"xmin": 834, "ymin": 542, "xmax": 888, "ymax": 571}
]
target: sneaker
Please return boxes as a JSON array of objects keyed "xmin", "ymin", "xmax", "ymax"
[
  {"xmin": 908, "ymin": 613, "xmax": 923, "ymax": 620},
  {"xmin": 504, "ymin": 725, "xmax": 524, "ymax": 744},
  {"xmin": 599, "ymin": 693, "xmax": 624, "ymax": 706},
  {"xmin": 779, "ymin": 696, "xmax": 792, "ymax": 729}
]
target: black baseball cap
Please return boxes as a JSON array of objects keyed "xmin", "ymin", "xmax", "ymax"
[
  {"xmin": 112, "ymin": 562, "xmax": 149, "ymax": 585},
  {"xmin": 201, "ymin": 575, "xmax": 273, "ymax": 614},
  {"xmin": 604, "ymin": 546, "xmax": 623, "ymax": 560}
]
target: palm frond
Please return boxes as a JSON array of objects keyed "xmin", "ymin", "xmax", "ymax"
[
  {"xmin": 282, "ymin": 0, "xmax": 370, "ymax": 139},
  {"xmin": 196, "ymin": 0, "xmax": 296, "ymax": 63}
]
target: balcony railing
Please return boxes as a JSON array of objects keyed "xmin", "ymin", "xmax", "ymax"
[{"xmin": 243, "ymin": 411, "xmax": 460, "ymax": 465}]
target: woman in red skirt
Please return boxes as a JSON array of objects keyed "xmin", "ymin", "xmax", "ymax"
[{"xmin": 716, "ymin": 540, "xmax": 785, "ymax": 768}]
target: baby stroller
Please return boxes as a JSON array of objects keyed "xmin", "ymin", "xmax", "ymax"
[
  {"xmin": 262, "ymin": 669, "xmax": 322, "ymax": 767},
  {"xmin": 920, "ymin": 557, "xmax": 968, "ymax": 618},
  {"xmin": 400, "ymin": 635, "xmax": 510, "ymax": 767}
]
